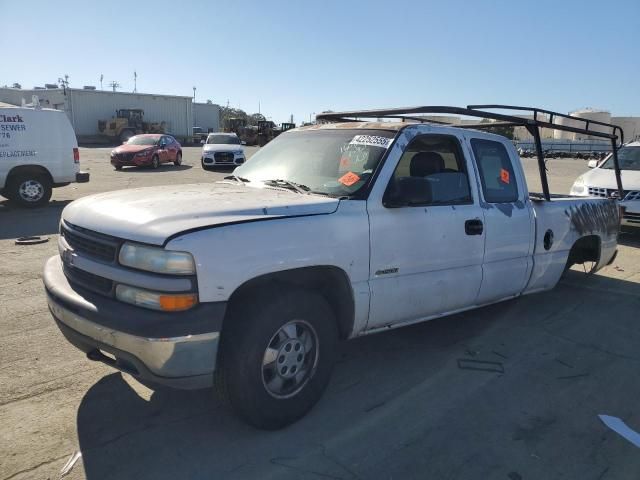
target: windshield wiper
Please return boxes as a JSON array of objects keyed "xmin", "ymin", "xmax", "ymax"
[
  {"xmin": 223, "ymin": 174, "xmax": 250, "ymax": 183},
  {"xmin": 262, "ymin": 179, "xmax": 311, "ymax": 194}
]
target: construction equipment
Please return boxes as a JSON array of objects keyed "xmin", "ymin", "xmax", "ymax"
[
  {"xmin": 98, "ymin": 109, "xmax": 166, "ymax": 144},
  {"xmin": 223, "ymin": 117, "xmax": 247, "ymax": 135}
]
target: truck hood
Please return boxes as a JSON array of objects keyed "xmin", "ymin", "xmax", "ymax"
[
  {"xmin": 62, "ymin": 182, "xmax": 340, "ymax": 245},
  {"xmin": 583, "ymin": 167, "xmax": 640, "ymax": 190}
]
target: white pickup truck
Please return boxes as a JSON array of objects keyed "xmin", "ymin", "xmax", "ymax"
[{"xmin": 44, "ymin": 105, "xmax": 621, "ymax": 429}]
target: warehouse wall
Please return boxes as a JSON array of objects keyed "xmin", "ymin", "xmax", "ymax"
[
  {"xmin": 0, "ymin": 88, "xmax": 194, "ymax": 139},
  {"xmin": 0, "ymin": 88, "xmax": 67, "ymax": 111},
  {"xmin": 67, "ymin": 89, "xmax": 192, "ymax": 137},
  {"xmin": 193, "ymin": 103, "xmax": 220, "ymax": 132}
]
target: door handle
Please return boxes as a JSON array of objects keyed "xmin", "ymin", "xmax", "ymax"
[{"xmin": 465, "ymin": 219, "xmax": 483, "ymax": 235}]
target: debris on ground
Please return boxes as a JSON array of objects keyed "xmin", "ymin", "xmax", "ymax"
[
  {"xmin": 15, "ymin": 236, "xmax": 49, "ymax": 245},
  {"xmin": 457, "ymin": 359, "xmax": 504, "ymax": 374},
  {"xmin": 60, "ymin": 451, "xmax": 82, "ymax": 477},
  {"xmin": 599, "ymin": 415, "xmax": 640, "ymax": 448}
]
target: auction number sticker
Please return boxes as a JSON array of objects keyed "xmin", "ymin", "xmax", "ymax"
[{"xmin": 349, "ymin": 135, "xmax": 393, "ymax": 149}]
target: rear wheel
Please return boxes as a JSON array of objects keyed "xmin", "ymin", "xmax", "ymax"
[
  {"xmin": 215, "ymin": 287, "xmax": 338, "ymax": 429},
  {"xmin": 7, "ymin": 174, "xmax": 52, "ymax": 208},
  {"xmin": 174, "ymin": 152, "xmax": 182, "ymax": 166},
  {"xmin": 151, "ymin": 155, "xmax": 160, "ymax": 169}
]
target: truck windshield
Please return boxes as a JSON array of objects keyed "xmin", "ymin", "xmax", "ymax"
[
  {"xmin": 234, "ymin": 129, "xmax": 396, "ymax": 197},
  {"xmin": 207, "ymin": 135, "xmax": 240, "ymax": 145},
  {"xmin": 127, "ymin": 136, "xmax": 159, "ymax": 145},
  {"xmin": 600, "ymin": 146, "xmax": 640, "ymax": 171}
]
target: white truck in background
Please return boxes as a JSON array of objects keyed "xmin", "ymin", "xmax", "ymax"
[
  {"xmin": 44, "ymin": 105, "xmax": 621, "ymax": 429},
  {"xmin": 570, "ymin": 141, "xmax": 640, "ymax": 228},
  {"xmin": 0, "ymin": 100, "xmax": 89, "ymax": 207}
]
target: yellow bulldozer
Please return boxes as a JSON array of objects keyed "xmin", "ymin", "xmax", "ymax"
[{"xmin": 98, "ymin": 109, "xmax": 166, "ymax": 143}]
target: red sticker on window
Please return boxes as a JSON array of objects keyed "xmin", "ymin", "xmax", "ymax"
[
  {"xmin": 339, "ymin": 172, "xmax": 361, "ymax": 186},
  {"xmin": 340, "ymin": 156, "xmax": 350, "ymax": 169},
  {"xmin": 500, "ymin": 168, "xmax": 510, "ymax": 184}
]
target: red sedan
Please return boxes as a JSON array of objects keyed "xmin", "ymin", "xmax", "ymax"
[{"xmin": 110, "ymin": 134, "xmax": 183, "ymax": 170}]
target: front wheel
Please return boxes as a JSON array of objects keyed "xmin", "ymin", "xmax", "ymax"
[
  {"xmin": 8, "ymin": 174, "xmax": 52, "ymax": 208},
  {"xmin": 215, "ymin": 287, "xmax": 338, "ymax": 429},
  {"xmin": 151, "ymin": 155, "xmax": 160, "ymax": 169},
  {"xmin": 174, "ymin": 152, "xmax": 182, "ymax": 166}
]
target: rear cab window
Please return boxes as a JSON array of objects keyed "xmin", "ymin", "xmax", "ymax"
[{"xmin": 471, "ymin": 138, "xmax": 519, "ymax": 203}]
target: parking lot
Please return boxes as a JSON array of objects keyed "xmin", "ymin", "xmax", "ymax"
[{"xmin": 1, "ymin": 148, "xmax": 640, "ymax": 480}]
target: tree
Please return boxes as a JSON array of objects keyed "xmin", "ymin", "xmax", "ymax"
[
  {"xmin": 480, "ymin": 118, "xmax": 514, "ymax": 140},
  {"xmin": 247, "ymin": 113, "xmax": 266, "ymax": 126}
]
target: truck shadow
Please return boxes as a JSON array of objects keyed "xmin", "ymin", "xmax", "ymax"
[
  {"xmin": 619, "ymin": 228, "xmax": 640, "ymax": 248},
  {"xmin": 0, "ymin": 200, "xmax": 70, "ymax": 239},
  {"xmin": 75, "ymin": 270, "xmax": 640, "ymax": 479}
]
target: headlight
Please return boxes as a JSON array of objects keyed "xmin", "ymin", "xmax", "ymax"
[
  {"xmin": 119, "ymin": 242, "xmax": 196, "ymax": 275},
  {"xmin": 570, "ymin": 175, "xmax": 586, "ymax": 195},
  {"xmin": 135, "ymin": 149, "xmax": 151, "ymax": 157},
  {"xmin": 116, "ymin": 284, "xmax": 197, "ymax": 311}
]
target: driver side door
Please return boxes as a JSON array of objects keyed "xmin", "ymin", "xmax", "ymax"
[
  {"xmin": 156, "ymin": 136, "xmax": 169, "ymax": 163},
  {"xmin": 366, "ymin": 131, "xmax": 485, "ymax": 330}
]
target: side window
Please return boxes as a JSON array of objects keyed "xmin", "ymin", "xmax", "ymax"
[
  {"xmin": 386, "ymin": 134, "xmax": 472, "ymax": 206},
  {"xmin": 471, "ymin": 139, "xmax": 518, "ymax": 203}
]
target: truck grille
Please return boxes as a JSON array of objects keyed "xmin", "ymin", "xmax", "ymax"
[
  {"xmin": 61, "ymin": 223, "xmax": 119, "ymax": 263},
  {"xmin": 623, "ymin": 211, "xmax": 640, "ymax": 224},
  {"xmin": 63, "ymin": 264, "xmax": 114, "ymax": 295},
  {"xmin": 588, "ymin": 187, "xmax": 632, "ymax": 199},
  {"xmin": 214, "ymin": 152, "xmax": 235, "ymax": 164}
]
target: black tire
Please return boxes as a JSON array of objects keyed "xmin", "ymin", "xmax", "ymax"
[
  {"xmin": 215, "ymin": 287, "xmax": 338, "ymax": 430},
  {"xmin": 201, "ymin": 161, "xmax": 210, "ymax": 171},
  {"xmin": 7, "ymin": 174, "xmax": 52, "ymax": 208},
  {"xmin": 174, "ymin": 152, "xmax": 182, "ymax": 166},
  {"xmin": 151, "ymin": 155, "xmax": 160, "ymax": 169},
  {"xmin": 114, "ymin": 165, "xmax": 123, "ymax": 171}
]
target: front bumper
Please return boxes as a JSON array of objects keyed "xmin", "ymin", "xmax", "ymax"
[
  {"xmin": 44, "ymin": 256, "xmax": 225, "ymax": 389},
  {"xmin": 110, "ymin": 156, "xmax": 152, "ymax": 167},
  {"xmin": 201, "ymin": 151, "xmax": 245, "ymax": 167}
]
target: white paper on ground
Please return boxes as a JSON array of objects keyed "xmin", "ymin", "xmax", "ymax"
[{"xmin": 599, "ymin": 414, "xmax": 640, "ymax": 448}]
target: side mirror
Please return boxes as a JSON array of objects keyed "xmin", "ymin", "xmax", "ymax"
[
  {"xmin": 588, "ymin": 160, "xmax": 598, "ymax": 169},
  {"xmin": 383, "ymin": 177, "xmax": 432, "ymax": 208}
]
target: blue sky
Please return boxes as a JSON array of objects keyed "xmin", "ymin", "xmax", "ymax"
[{"xmin": 2, "ymin": 0, "xmax": 639, "ymax": 124}]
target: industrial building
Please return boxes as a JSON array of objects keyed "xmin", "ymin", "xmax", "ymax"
[
  {"xmin": 193, "ymin": 102, "xmax": 220, "ymax": 134},
  {"xmin": 0, "ymin": 86, "xmax": 221, "ymax": 142},
  {"xmin": 513, "ymin": 108, "xmax": 640, "ymax": 143}
]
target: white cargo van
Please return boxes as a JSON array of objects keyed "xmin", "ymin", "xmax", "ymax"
[{"xmin": 0, "ymin": 102, "xmax": 89, "ymax": 207}]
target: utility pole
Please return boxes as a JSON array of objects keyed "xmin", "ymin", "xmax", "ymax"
[
  {"xmin": 108, "ymin": 81, "xmax": 120, "ymax": 92},
  {"xmin": 100, "ymin": 74, "xmax": 103, "ymax": 90},
  {"xmin": 258, "ymin": 101, "xmax": 261, "ymax": 115},
  {"xmin": 192, "ymin": 86, "xmax": 196, "ymax": 102},
  {"xmin": 133, "ymin": 71, "xmax": 137, "ymax": 93}
]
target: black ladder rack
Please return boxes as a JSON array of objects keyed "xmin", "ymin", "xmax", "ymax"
[{"xmin": 317, "ymin": 105, "xmax": 624, "ymax": 201}]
